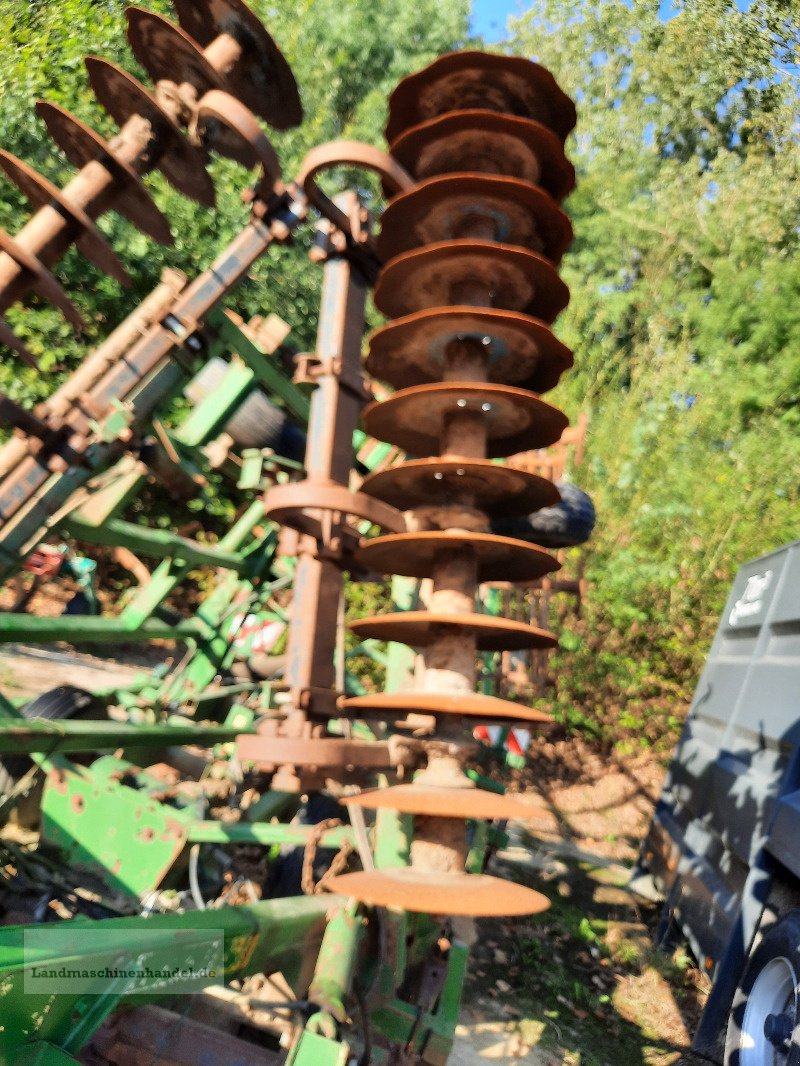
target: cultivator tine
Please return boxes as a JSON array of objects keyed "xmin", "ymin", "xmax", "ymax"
[
  {"xmin": 0, "ymin": 320, "xmax": 39, "ymax": 370},
  {"xmin": 170, "ymin": 0, "xmax": 303, "ymax": 130},
  {"xmin": 85, "ymin": 57, "xmax": 216, "ymax": 207},
  {"xmin": 0, "ymin": 150, "xmax": 131, "ymax": 286},
  {"xmin": 36, "ymin": 102, "xmax": 174, "ymax": 246},
  {"xmin": 327, "ymin": 51, "xmax": 579, "ymax": 917},
  {"xmin": 0, "ymin": 227, "xmax": 85, "ymax": 329}
]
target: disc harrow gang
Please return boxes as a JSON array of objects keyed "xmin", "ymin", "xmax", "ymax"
[
  {"xmin": 0, "ymin": 15, "xmax": 584, "ymax": 1062},
  {"xmin": 0, "ymin": 0, "xmax": 301, "ymax": 337},
  {"xmin": 327, "ymin": 52, "xmax": 577, "ymax": 917}
]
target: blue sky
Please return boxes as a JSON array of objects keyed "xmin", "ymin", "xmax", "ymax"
[{"xmin": 470, "ymin": 0, "xmax": 754, "ymax": 43}]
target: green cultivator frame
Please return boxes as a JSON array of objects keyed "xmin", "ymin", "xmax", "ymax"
[{"xmin": 0, "ymin": 3, "xmax": 582, "ymax": 1062}]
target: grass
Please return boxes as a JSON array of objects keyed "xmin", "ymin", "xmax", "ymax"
[{"xmin": 461, "ymin": 856, "xmax": 709, "ymax": 1065}]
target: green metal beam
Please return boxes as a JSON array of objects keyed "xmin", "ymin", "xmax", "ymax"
[
  {"xmin": 187, "ymin": 821, "xmax": 353, "ymax": 850},
  {"xmin": 0, "ymin": 896, "xmax": 337, "ymax": 1062},
  {"xmin": 206, "ymin": 308, "xmax": 312, "ymax": 424},
  {"xmin": 0, "ymin": 614, "xmax": 207, "ymax": 644},
  {"xmin": 63, "ymin": 517, "xmax": 249, "ymax": 574},
  {"xmin": 0, "ymin": 719, "xmax": 248, "ymax": 756}
]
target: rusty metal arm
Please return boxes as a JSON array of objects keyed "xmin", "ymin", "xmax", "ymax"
[{"xmin": 297, "ymin": 140, "xmax": 413, "ymax": 244}]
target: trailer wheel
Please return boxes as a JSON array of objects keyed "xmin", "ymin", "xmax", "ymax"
[
  {"xmin": 491, "ymin": 481, "xmax": 596, "ymax": 549},
  {"xmin": 725, "ymin": 911, "xmax": 800, "ymax": 1065}
]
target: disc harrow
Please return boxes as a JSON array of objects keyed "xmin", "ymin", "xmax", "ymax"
[
  {"xmin": 0, "ymin": 17, "xmax": 586, "ymax": 1063},
  {"xmin": 326, "ymin": 52, "xmax": 577, "ymax": 918},
  {"xmin": 0, "ymin": 0, "xmax": 302, "ymax": 359}
]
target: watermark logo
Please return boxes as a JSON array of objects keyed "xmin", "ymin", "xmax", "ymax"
[
  {"xmin": 24, "ymin": 927, "xmax": 224, "ymax": 996},
  {"xmin": 729, "ymin": 570, "xmax": 773, "ymax": 627}
]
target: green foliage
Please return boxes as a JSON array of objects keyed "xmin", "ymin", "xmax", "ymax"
[
  {"xmin": 0, "ymin": 0, "xmax": 470, "ymax": 399},
  {"xmin": 509, "ymin": 0, "xmax": 800, "ymax": 749}
]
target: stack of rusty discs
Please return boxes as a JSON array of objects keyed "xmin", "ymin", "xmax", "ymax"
[{"xmin": 328, "ymin": 51, "xmax": 577, "ymax": 918}]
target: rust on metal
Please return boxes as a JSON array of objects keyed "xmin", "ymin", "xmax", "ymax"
[
  {"xmin": 237, "ymin": 734, "xmax": 396, "ymax": 771},
  {"xmin": 0, "ymin": 150, "xmax": 131, "ymax": 284},
  {"xmin": 349, "ymin": 610, "xmax": 557, "ymax": 652},
  {"xmin": 171, "ymin": 0, "xmax": 303, "ymax": 129},
  {"xmin": 385, "ymin": 50, "xmax": 577, "ymax": 144},
  {"xmin": 372, "ymin": 239, "xmax": 570, "ymax": 322},
  {"xmin": 36, "ymin": 102, "xmax": 173, "ymax": 245},
  {"xmin": 297, "ymin": 140, "xmax": 412, "ymax": 245},
  {"xmin": 377, "ymin": 173, "xmax": 573, "ymax": 263},
  {"xmin": 85, "ymin": 56, "xmax": 215, "ymax": 206},
  {"xmin": 356, "ymin": 531, "xmax": 559, "ymax": 582},
  {"xmin": 126, "ymin": 7, "xmax": 227, "ymax": 97},
  {"xmin": 342, "ymin": 783, "xmax": 547, "ymax": 820},
  {"xmin": 195, "ymin": 90, "xmax": 283, "ymax": 174},
  {"xmin": 0, "ymin": 319, "xmax": 39, "ymax": 369},
  {"xmin": 341, "ymin": 690, "xmax": 554, "ymax": 724},
  {"xmin": 325, "ymin": 868, "xmax": 551, "ymax": 917},
  {"xmin": 389, "ymin": 109, "xmax": 575, "ymax": 201},
  {"xmin": 359, "ymin": 457, "xmax": 561, "ymax": 516},
  {"xmin": 365, "ymin": 306, "xmax": 573, "ymax": 394},
  {"xmin": 264, "ymin": 480, "xmax": 406, "ymax": 537},
  {"xmin": 0, "ymin": 227, "xmax": 85, "ymax": 328},
  {"xmin": 333, "ymin": 48, "xmax": 578, "ymax": 918},
  {"xmin": 361, "ymin": 382, "xmax": 569, "ymax": 458}
]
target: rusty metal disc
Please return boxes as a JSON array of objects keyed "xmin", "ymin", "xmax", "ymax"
[
  {"xmin": 378, "ymin": 174, "xmax": 572, "ymax": 264},
  {"xmin": 373, "ymin": 240, "xmax": 569, "ymax": 323},
  {"xmin": 85, "ymin": 57, "xmax": 215, "ymax": 207},
  {"xmin": 36, "ymin": 102, "xmax": 173, "ymax": 246},
  {"xmin": 342, "ymin": 784, "xmax": 546, "ymax": 820},
  {"xmin": 325, "ymin": 868, "xmax": 551, "ymax": 916},
  {"xmin": 390, "ymin": 110, "xmax": 575, "ymax": 202},
  {"xmin": 237, "ymin": 734, "xmax": 395, "ymax": 770},
  {"xmin": 342, "ymin": 690, "xmax": 553, "ymax": 724},
  {"xmin": 366, "ymin": 307, "xmax": 572, "ymax": 395},
  {"xmin": 349, "ymin": 610, "xmax": 557, "ymax": 652},
  {"xmin": 386, "ymin": 50, "xmax": 576, "ymax": 144},
  {"xmin": 362, "ymin": 383, "xmax": 569, "ymax": 458},
  {"xmin": 360, "ymin": 457, "xmax": 560, "ymax": 516},
  {"xmin": 0, "ymin": 150, "xmax": 130, "ymax": 285},
  {"xmin": 171, "ymin": 0, "xmax": 303, "ymax": 130},
  {"xmin": 355, "ymin": 531, "xmax": 558, "ymax": 582},
  {"xmin": 0, "ymin": 226, "xmax": 84, "ymax": 328},
  {"xmin": 126, "ymin": 8, "xmax": 226, "ymax": 96}
]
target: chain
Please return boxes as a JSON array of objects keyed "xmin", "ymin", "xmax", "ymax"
[{"xmin": 301, "ymin": 818, "xmax": 354, "ymax": 895}]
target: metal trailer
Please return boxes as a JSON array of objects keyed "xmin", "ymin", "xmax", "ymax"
[{"xmin": 635, "ymin": 538, "xmax": 800, "ymax": 1064}]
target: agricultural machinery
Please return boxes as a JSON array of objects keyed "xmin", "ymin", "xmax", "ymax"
[{"xmin": 0, "ymin": 3, "xmax": 586, "ymax": 1062}]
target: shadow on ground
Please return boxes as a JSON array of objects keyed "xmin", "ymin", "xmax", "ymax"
[{"xmin": 454, "ymin": 742, "xmax": 709, "ymax": 1065}]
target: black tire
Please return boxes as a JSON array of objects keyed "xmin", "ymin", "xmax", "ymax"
[
  {"xmin": 226, "ymin": 390, "xmax": 288, "ymax": 450},
  {"xmin": 491, "ymin": 480, "xmax": 596, "ymax": 549},
  {"xmin": 2, "ymin": 686, "xmax": 105, "ymax": 781},
  {"xmin": 725, "ymin": 911, "xmax": 800, "ymax": 1065},
  {"xmin": 187, "ymin": 356, "xmax": 306, "ymax": 453},
  {"xmin": 20, "ymin": 685, "xmax": 105, "ymax": 722}
]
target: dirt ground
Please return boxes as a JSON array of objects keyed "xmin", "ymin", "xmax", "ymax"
[
  {"xmin": 453, "ymin": 737, "xmax": 709, "ymax": 1065},
  {"xmin": 0, "ymin": 646, "xmax": 706, "ymax": 1064}
]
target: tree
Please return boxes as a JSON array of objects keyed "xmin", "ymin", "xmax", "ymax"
[{"xmin": 508, "ymin": 0, "xmax": 800, "ymax": 748}]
